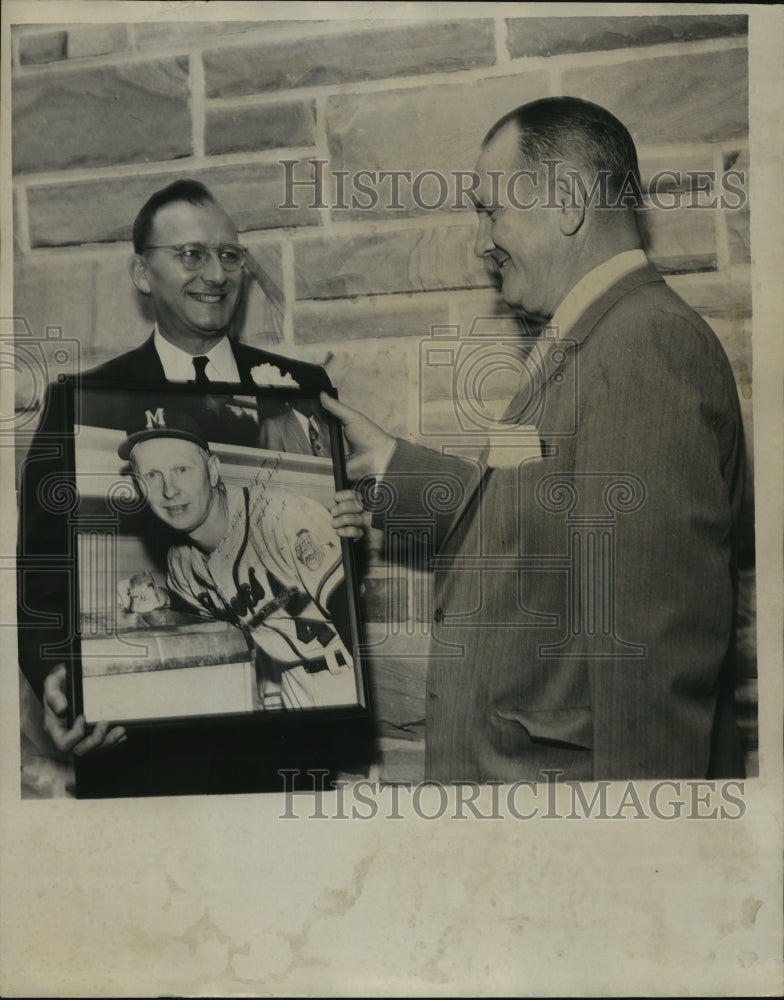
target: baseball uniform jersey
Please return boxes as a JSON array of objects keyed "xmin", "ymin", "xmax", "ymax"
[{"xmin": 166, "ymin": 484, "xmax": 357, "ymax": 709}]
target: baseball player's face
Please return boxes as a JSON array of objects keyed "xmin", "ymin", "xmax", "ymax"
[
  {"xmin": 131, "ymin": 438, "xmax": 220, "ymax": 535},
  {"xmin": 130, "ymin": 200, "xmax": 245, "ymax": 354}
]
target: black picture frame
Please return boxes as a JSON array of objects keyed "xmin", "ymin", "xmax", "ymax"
[{"xmin": 52, "ymin": 375, "xmax": 373, "ymax": 797}]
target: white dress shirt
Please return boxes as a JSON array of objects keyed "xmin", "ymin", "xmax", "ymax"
[
  {"xmin": 544, "ymin": 248, "xmax": 649, "ymax": 342},
  {"xmin": 153, "ymin": 327, "xmax": 241, "ymax": 383}
]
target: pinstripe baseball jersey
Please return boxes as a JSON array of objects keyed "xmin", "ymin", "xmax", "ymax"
[{"xmin": 166, "ymin": 484, "xmax": 356, "ymax": 709}]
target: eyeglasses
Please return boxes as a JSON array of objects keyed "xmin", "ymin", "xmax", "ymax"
[{"xmin": 141, "ymin": 243, "xmax": 247, "ymax": 271}]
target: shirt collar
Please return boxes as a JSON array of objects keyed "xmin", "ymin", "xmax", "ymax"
[
  {"xmin": 545, "ymin": 249, "xmax": 649, "ymax": 342},
  {"xmin": 153, "ymin": 326, "xmax": 240, "ymax": 382}
]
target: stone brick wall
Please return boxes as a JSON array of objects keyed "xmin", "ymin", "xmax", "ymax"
[{"xmin": 11, "ymin": 13, "xmax": 756, "ymax": 777}]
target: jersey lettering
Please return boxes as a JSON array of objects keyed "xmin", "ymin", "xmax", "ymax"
[
  {"xmin": 196, "ymin": 589, "xmax": 231, "ymax": 621},
  {"xmin": 294, "ymin": 618, "xmax": 335, "ymax": 647},
  {"xmin": 229, "ymin": 566, "xmax": 266, "ymax": 618}
]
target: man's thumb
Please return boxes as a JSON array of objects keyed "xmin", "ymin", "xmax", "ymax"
[{"xmin": 320, "ymin": 392, "xmax": 360, "ymax": 425}]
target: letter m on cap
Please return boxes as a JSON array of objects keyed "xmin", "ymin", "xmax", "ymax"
[{"xmin": 145, "ymin": 408, "xmax": 166, "ymax": 429}]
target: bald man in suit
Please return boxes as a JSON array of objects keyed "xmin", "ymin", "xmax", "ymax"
[{"xmin": 324, "ymin": 97, "xmax": 747, "ymax": 781}]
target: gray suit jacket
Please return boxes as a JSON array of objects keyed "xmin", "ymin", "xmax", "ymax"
[
  {"xmin": 380, "ymin": 265, "xmax": 746, "ymax": 781},
  {"xmin": 258, "ymin": 406, "xmax": 332, "ymax": 457}
]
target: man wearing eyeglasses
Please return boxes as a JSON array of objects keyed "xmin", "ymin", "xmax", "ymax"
[
  {"xmin": 87, "ymin": 178, "xmax": 330, "ymax": 391},
  {"xmin": 17, "ymin": 180, "xmax": 334, "ymax": 774}
]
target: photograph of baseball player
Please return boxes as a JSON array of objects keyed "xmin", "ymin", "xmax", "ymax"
[
  {"xmin": 124, "ymin": 408, "xmax": 356, "ymax": 710},
  {"xmin": 70, "ymin": 381, "xmax": 368, "ymax": 732}
]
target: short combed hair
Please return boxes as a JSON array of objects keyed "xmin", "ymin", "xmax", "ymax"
[
  {"xmin": 132, "ymin": 179, "xmax": 215, "ymax": 253},
  {"xmin": 483, "ymin": 97, "xmax": 640, "ymax": 200}
]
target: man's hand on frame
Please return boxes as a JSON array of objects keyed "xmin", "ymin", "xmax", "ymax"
[
  {"xmin": 43, "ymin": 664, "xmax": 127, "ymax": 756},
  {"xmin": 320, "ymin": 393, "xmax": 396, "ymax": 483}
]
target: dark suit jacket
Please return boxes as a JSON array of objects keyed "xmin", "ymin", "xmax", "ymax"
[
  {"xmin": 86, "ymin": 333, "xmax": 331, "ymax": 393},
  {"xmin": 17, "ymin": 335, "xmax": 331, "ymax": 699},
  {"xmin": 379, "ymin": 265, "xmax": 746, "ymax": 781}
]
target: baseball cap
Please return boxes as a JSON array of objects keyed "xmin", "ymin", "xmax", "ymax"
[{"xmin": 118, "ymin": 406, "xmax": 210, "ymax": 461}]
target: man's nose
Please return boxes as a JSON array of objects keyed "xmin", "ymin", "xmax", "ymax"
[
  {"xmin": 474, "ymin": 214, "xmax": 494, "ymax": 258},
  {"xmin": 161, "ymin": 475, "xmax": 179, "ymax": 498},
  {"xmin": 200, "ymin": 249, "xmax": 229, "ymax": 283}
]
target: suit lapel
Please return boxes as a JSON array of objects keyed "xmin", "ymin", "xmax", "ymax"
[
  {"xmin": 502, "ymin": 265, "xmax": 664, "ymax": 424},
  {"xmin": 230, "ymin": 342, "xmax": 258, "ymax": 386},
  {"xmin": 564, "ymin": 264, "xmax": 663, "ymax": 348},
  {"xmin": 286, "ymin": 412, "xmax": 312, "ymax": 454},
  {"xmin": 127, "ymin": 333, "xmax": 167, "ymax": 381}
]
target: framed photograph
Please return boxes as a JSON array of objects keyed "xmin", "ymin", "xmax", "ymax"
[
  {"xmin": 4, "ymin": 6, "xmax": 782, "ymax": 999},
  {"xmin": 51, "ymin": 376, "xmax": 371, "ymax": 789}
]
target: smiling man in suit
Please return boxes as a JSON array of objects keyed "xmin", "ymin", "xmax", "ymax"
[
  {"xmin": 89, "ymin": 178, "xmax": 330, "ymax": 391},
  {"xmin": 324, "ymin": 96, "xmax": 748, "ymax": 782},
  {"xmin": 18, "ymin": 180, "xmax": 332, "ymax": 763}
]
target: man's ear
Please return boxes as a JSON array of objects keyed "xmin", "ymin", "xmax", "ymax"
[
  {"xmin": 129, "ymin": 469, "xmax": 148, "ymax": 504},
  {"xmin": 129, "ymin": 254, "xmax": 151, "ymax": 295},
  {"xmin": 207, "ymin": 453, "xmax": 221, "ymax": 488},
  {"xmin": 555, "ymin": 172, "xmax": 585, "ymax": 237}
]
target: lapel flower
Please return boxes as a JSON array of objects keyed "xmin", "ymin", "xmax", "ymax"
[{"xmin": 250, "ymin": 363, "xmax": 300, "ymax": 387}]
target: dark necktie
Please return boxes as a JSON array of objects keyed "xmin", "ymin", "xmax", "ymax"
[
  {"xmin": 308, "ymin": 418, "xmax": 327, "ymax": 457},
  {"xmin": 192, "ymin": 355, "xmax": 210, "ymax": 384}
]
